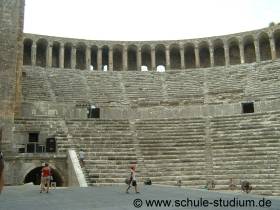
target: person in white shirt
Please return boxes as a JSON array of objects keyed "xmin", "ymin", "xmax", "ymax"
[{"xmin": 79, "ymin": 150, "xmax": 85, "ymax": 167}]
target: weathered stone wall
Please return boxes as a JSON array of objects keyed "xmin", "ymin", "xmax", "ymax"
[
  {"xmin": 4, "ymin": 155, "xmax": 67, "ymax": 186},
  {"xmin": 0, "ymin": 0, "xmax": 24, "ymax": 153},
  {"xmin": 13, "ymin": 117, "xmax": 69, "ymax": 153}
]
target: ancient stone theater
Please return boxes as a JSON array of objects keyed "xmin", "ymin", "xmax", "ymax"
[{"xmin": 1, "ymin": 0, "xmax": 280, "ymax": 195}]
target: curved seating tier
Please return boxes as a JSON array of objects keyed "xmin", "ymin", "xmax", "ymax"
[
  {"xmin": 22, "ymin": 60, "xmax": 280, "ymax": 106},
  {"xmin": 16, "ymin": 111, "xmax": 278, "ymax": 195}
]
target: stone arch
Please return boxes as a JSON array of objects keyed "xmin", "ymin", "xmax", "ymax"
[
  {"xmin": 228, "ymin": 38, "xmax": 241, "ymax": 65},
  {"xmin": 155, "ymin": 44, "xmax": 166, "ymax": 67},
  {"xmin": 113, "ymin": 45, "xmax": 123, "ymax": 71},
  {"xmin": 274, "ymin": 29, "xmax": 280, "ymax": 58},
  {"xmin": 259, "ymin": 32, "xmax": 272, "ymax": 61},
  {"xmin": 52, "ymin": 41, "xmax": 60, "ymax": 68},
  {"xmin": 90, "ymin": 45, "xmax": 98, "ymax": 70},
  {"xmin": 102, "ymin": 45, "xmax": 109, "ymax": 71},
  {"xmin": 184, "ymin": 43, "xmax": 195, "ymax": 68},
  {"xmin": 64, "ymin": 42, "xmax": 72, "ymax": 69},
  {"xmin": 243, "ymin": 35, "xmax": 256, "ymax": 63},
  {"xmin": 199, "ymin": 41, "xmax": 210, "ymax": 68},
  {"xmin": 23, "ymin": 38, "xmax": 32, "ymax": 65},
  {"xmin": 23, "ymin": 165, "xmax": 64, "ymax": 187},
  {"xmin": 36, "ymin": 38, "xmax": 48, "ymax": 67},
  {"xmin": 141, "ymin": 45, "xmax": 151, "ymax": 71},
  {"xmin": 76, "ymin": 43, "xmax": 86, "ymax": 70},
  {"xmin": 213, "ymin": 39, "xmax": 225, "ymax": 66},
  {"xmin": 127, "ymin": 45, "xmax": 137, "ymax": 71},
  {"xmin": 169, "ymin": 44, "xmax": 181, "ymax": 69}
]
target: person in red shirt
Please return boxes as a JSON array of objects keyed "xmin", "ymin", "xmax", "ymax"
[{"xmin": 40, "ymin": 163, "xmax": 51, "ymax": 193}]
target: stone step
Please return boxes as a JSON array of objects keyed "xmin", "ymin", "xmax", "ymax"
[
  {"xmin": 213, "ymin": 159, "xmax": 278, "ymax": 165},
  {"xmin": 212, "ymin": 168, "xmax": 276, "ymax": 174}
]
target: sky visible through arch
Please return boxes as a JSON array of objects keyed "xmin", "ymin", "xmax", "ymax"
[{"xmin": 24, "ymin": 0, "xmax": 280, "ymax": 41}]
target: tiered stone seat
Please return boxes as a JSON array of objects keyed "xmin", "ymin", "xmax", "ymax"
[
  {"xmin": 65, "ymin": 120, "xmax": 137, "ymax": 186},
  {"xmin": 86, "ymin": 72, "xmax": 125, "ymax": 105},
  {"xmin": 21, "ymin": 61, "xmax": 280, "ymax": 107},
  {"xmin": 121, "ymin": 72, "xmax": 164, "ymax": 105},
  {"xmin": 246, "ymin": 61, "xmax": 280, "ymax": 100},
  {"xmin": 135, "ymin": 118, "xmax": 207, "ymax": 188},
  {"xmin": 165, "ymin": 70, "xmax": 204, "ymax": 104},
  {"xmin": 47, "ymin": 70, "xmax": 89, "ymax": 103},
  {"xmin": 210, "ymin": 111, "xmax": 280, "ymax": 195},
  {"xmin": 206, "ymin": 65, "xmax": 250, "ymax": 103},
  {"xmin": 22, "ymin": 67, "xmax": 53, "ymax": 101}
]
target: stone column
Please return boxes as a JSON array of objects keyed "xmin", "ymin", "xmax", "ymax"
[
  {"xmin": 180, "ymin": 46, "xmax": 185, "ymax": 69},
  {"xmin": 47, "ymin": 44, "xmax": 53, "ymax": 67},
  {"xmin": 254, "ymin": 39, "xmax": 260, "ymax": 62},
  {"xmin": 122, "ymin": 45, "xmax": 128, "ymax": 71},
  {"xmin": 31, "ymin": 42, "xmax": 36, "ymax": 66},
  {"xmin": 269, "ymin": 36, "xmax": 276, "ymax": 60},
  {"xmin": 239, "ymin": 40, "xmax": 245, "ymax": 64},
  {"xmin": 165, "ymin": 46, "xmax": 170, "ymax": 70},
  {"xmin": 97, "ymin": 47, "xmax": 102, "ymax": 71},
  {"xmin": 209, "ymin": 43, "xmax": 214, "ymax": 67},
  {"xmin": 71, "ymin": 45, "xmax": 76, "ymax": 69},
  {"xmin": 109, "ymin": 46, "xmax": 113, "ymax": 71},
  {"xmin": 86, "ymin": 45, "xmax": 91, "ymax": 70},
  {"xmin": 224, "ymin": 42, "xmax": 230, "ymax": 66},
  {"xmin": 151, "ymin": 46, "xmax": 156, "ymax": 71},
  {"xmin": 137, "ymin": 47, "xmax": 142, "ymax": 71},
  {"xmin": 194, "ymin": 44, "xmax": 200, "ymax": 68},
  {"xmin": 59, "ymin": 45, "xmax": 64, "ymax": 68}
]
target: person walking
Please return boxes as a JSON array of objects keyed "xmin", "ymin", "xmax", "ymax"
[
  {"xmin": 0, "ymin": 151, "xmax": 4, "ymax": 194},
  {"xmin": 79, "ymin": 150, "xmax": 85, "ymax": 167},
  {"xmin": 126, "ymin": 165, "xmax": 139, "ymax": 194},
  {"xmin": 40, "ymin": 163, "xmax": 51, "ymax": 193}
]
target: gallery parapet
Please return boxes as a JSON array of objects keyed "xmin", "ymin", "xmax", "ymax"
[{"xmin": 23, "ymin": 25, "xmax": 280, "ymax": 71}]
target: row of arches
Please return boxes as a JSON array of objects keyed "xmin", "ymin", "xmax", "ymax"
[{"xmin": 23, "ymin": 29, "xmax": 280, "ymax": 71}]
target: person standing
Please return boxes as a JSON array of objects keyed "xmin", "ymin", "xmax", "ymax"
[
  {"xmin": 126, "ymin": 165, "xmax": 139, "ymax": 194},
  {"xmin": 40, "ymin": 163, "xmax": 51, "ymax": 193},
  {"xmin": 0, "ymin": 151, "xmax": 4, "ymax": 194},
  {"xmin": 79, "ymin": 150, "xmax": 85, "ymax": 167}
]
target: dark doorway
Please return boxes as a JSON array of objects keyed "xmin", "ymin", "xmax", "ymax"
[
  {"xmin": 46, "ymin": 138, "xmax": 56, "ymax": 153},
  {"xmin": 29, "ymin": 132, "xmax": 39, "ymax": 143},
  {"xmin": 242, "ymin": 102, "xmax": 254, "ymax": 114},
  {"xmin": 88, "ymin": 107, "xmax": 100, "ymax": 118},
  {"xmin": 24, "ymin": 166, "xmax": 63, "ymax": 186}
]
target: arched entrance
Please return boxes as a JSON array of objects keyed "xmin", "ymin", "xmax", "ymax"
[{"xmin": 24, "ymin": 166, "xmax": 64, "ymax": 186}]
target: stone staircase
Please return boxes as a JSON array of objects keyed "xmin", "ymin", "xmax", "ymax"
[
  {"xmin": 209, "ymin": 111, "xmax": 280, "ymax": 195},
  {"xmin": 65, "ymin": 119, "xmax": 138, "ymax": 186},
  {"xmin": 134, "ymin": 118, "xmax": 207, "ymax": 188}
]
